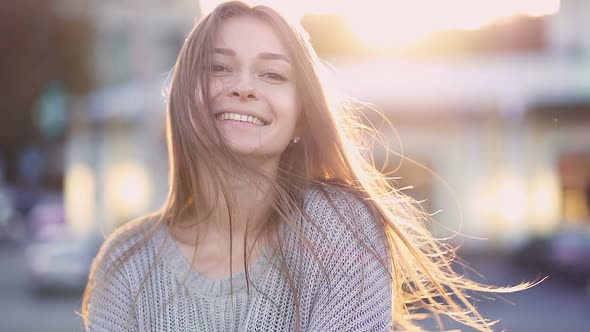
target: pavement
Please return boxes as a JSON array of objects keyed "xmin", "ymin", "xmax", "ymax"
[
  {"xmin": 422, "ymin": 253, "xmax": 590, "ymax": 332},
  {"xmin": 0, "ymin": 242, "xmax": 84, "ymax": 332},
  {"xmin": 0, "ymin": 243, "xmax": 588, "ymax": 332}
]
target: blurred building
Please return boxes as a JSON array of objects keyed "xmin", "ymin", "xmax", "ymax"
[
  {"xmin": 324, "ymin": 0, "xmax": 590, "ymax": 250},
  {"xmin": 63, "ymin": 0, "xmax": 590, "ymax": 252},
  {"xmin": 63, "ymin": 0, "xmax": 198, "ymax": 235},
  {"xmin": 332, "ymin": 56, "xmax": 590, "ymax": 250}
]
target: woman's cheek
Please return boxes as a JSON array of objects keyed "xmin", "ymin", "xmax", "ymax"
[{"xmin": 208, "ymin": 79, "xmax": 223, "ymax": 100}]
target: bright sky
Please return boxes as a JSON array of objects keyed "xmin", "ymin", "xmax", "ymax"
[{"xmin": 199, "ymin": 0, "xmax": 561, "ymax": 49}]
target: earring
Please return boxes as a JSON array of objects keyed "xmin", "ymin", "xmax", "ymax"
[{"xmin": 292, "ymin": 136, "xmax": 300, "ymax": 144}]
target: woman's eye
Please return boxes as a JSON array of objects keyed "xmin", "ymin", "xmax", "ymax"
[
  {"xmin": 212, "ymin": 64, "xmax": 230, "ymax": 73},
  {"xmin": 261, "ymin": 72, "xmax": 287, "ymax": 81}
]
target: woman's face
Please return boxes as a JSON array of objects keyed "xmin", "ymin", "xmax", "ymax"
[{"xmin": 208, "ymin": 16, "xmax": 299, "ymax": 159}]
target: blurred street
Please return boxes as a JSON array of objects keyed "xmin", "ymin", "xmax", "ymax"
[
  {"xmin": 423, "ymin": 253, "xmax": 590, "ymax": 332},
  {"xmin": 1, "ymin": 242, "xmax": 588, "ymax": 332},
  {"xmin": 0, "ymin": 243, "xmax": 84, "ymax": 332}
]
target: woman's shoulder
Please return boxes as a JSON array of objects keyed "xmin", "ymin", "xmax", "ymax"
[
  {"xmin": 303, "ymin": 181, "xmax": 373, "ymax": 221},
  {"xmin": 83, "ymin": 216, "xmax": 162, "ymax": 331},
  {"xmin": 297, "ymin": 181, "xmax": 391, "ymax": 279},
  {"xmin": 91, "ymin": 214, "xmax": 162, "ymax": 274},
  {"xmin": 301, "ymin": 181, "xmax": 382, "ymax": 243}
]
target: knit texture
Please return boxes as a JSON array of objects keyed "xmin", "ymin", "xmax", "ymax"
[{"xmin": 85, "ymin": 184, "xmax": 393, "ymax": 331}]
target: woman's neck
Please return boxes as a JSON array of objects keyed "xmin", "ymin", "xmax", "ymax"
[{"xmin": 172, "ymin": 157, "xmax": 279, "ymax": 250}]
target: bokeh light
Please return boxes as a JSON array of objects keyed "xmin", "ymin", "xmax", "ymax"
[
  {"xmin": 64, "ymin": 163, "xmax": 96, "ymax": 236},
  {"xmin": 105, "ymin": 162, "xmax": 153, "ymax": 225}
]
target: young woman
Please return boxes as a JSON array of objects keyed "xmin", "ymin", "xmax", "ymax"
[{"xmin": 81, "ymin": 1, "xmax": 531, "ymax": 331}]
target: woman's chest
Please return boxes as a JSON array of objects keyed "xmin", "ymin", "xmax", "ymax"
[
  {"xmin": 134, "ymin": 261, "xmax": 304, "ymax": 332},
  {"xmin": 173, "ymin": 239, "xmax": 269, "ymax": 279}
]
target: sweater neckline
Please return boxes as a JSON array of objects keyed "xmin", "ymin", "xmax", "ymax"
[{"xmin": 155, "ymin": 222, "xmax": 276, "ymax": 298}]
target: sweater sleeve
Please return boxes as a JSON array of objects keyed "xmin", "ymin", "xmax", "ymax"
[
  {"xmin": 85, "ymin": 236, "xmax": 139, "ymax": 332},
  {"xmin": 307, "ymin": 188, "xmax": 393, "ymax": 332}
]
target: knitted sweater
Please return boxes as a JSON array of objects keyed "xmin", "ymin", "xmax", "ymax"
[{"xmin": 85, "ymin": 184, "xmax": 393, "ymax": 331}]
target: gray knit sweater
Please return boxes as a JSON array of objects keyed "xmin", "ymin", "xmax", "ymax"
[{"xmin": 85, "ymin": 184, "xmax": 393, "ymax": 331}]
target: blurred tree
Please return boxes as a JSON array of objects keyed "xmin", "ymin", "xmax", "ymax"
[
  {"xmin": 301, "ymin": 14, "xmax": 366, "ymax": 57},
  {"xmin": 0, "ymin": 0, "xmax": 93, "ymax": 184},
  {"xmin": 0, "ymin": 0, "xmax": 57, "ymax": 146},
  {"xmin": 0, "ymin": 0, "xmax": 56, "ymax": 181},
  {"xmin": 57, "ymin": 10, "xmax": 94, "ymax": 95},
  {"xmin": 302, "ymin": 13, "xmax": 546, "ymax": 58},
  {"xmin": 406, "ymin": 15, "xmax": 546, "ymax": 57}
]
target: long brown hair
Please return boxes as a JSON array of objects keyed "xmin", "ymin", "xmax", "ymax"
[{"xmin": 82, "ymin": 1, "xmax": 534, "ymax": 330}]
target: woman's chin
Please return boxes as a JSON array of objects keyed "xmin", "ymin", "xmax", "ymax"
[
  {"xmin": 226, "ymin": 142, "xmax": 264, "ymax": 156},
  {"xmin": 225, "ymin": 143, "xmax": 284, "ymax": 161}
]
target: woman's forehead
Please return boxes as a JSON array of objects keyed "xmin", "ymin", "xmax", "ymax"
[{"xmin": 212, "ymin": 16, "xmax": 289, "ymax": 58}]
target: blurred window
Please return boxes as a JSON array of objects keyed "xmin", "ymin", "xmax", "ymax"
[
  {"xmin": 106, "ymin": 29, "xmax": 132, "ymax": 84},
  {"xmin": 559, "ymin": 153, "xmax": 590, "ymax": 224}
]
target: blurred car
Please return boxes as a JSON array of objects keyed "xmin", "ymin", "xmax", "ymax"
[
  {"xmin": 515, "ymin": 225, "xmax": 590, "ymax": 291},
  {"xmin": 547, "ymin": 229, "xmax": 590, "ymax": 285},
  {"xmin": 0, "ymin": 186, "xmax": 27, "ymax": 245},
  {"xmin": 27, "ymin": 192, "xmax": 65, "ymax": 237},
  {"xmin": 25, "ymin": 226, "xmax": 103, "ymax": 294}
]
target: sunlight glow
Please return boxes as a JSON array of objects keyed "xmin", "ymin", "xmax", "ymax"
[
  {"xmin": 65, "ymin": 163, "xmax": 96, "ymax": 236},
  {"xmin": 336, "ymin": 0, "xmax": 561, "ymax": 49},
  {"xmin": 530, "ymin": 170, "xmax": 561, "ymax": 233},
  {"xmin": 493, "ymin": 173, "xmax": 528, "ymax": 224},
  {"xmin": 474, "ymin": 171, "xmax": 528, "ymax": 225},
  {"xmin": 105, "ymin": 162, "xmax": 153, "ymax": 221},
  {"xmin": 199, "ymin": 0, "xmax": 560, "ymax": 48}
]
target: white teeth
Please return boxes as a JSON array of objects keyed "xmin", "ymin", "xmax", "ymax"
[{"xmin": 217, "ymin": 112, "xmax": 266, "ymax": 125}]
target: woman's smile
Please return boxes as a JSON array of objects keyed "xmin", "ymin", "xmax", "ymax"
[{"xmin": 215, "ymin": 111, "xmax": 269, "ymax": 126}]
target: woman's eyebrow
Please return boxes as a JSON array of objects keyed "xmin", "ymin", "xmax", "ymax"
[
  {"xmin": 214, "ymin": 48, "xmax": 235, "ymax": 56},
  {"xmin": 258, "ymin": 52, "xmax": 290, "ymax": 64}
]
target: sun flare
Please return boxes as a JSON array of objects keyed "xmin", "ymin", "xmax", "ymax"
[{"xmin": 200, "ymin": 0, "xmax": 560, "ymax": 48}]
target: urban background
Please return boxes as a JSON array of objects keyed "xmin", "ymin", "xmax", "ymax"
[{"xmin": 1, "ymin": 0, "xmax": 589, "ymax": 331}]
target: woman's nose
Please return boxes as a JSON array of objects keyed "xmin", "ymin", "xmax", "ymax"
[
  {"xmin": 229, "ymin": 74, "xmax": 257, "ymax": 100},
  {"xmin": 231, "ymin": 89, "xmax": 256, "ymax": 100}
]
